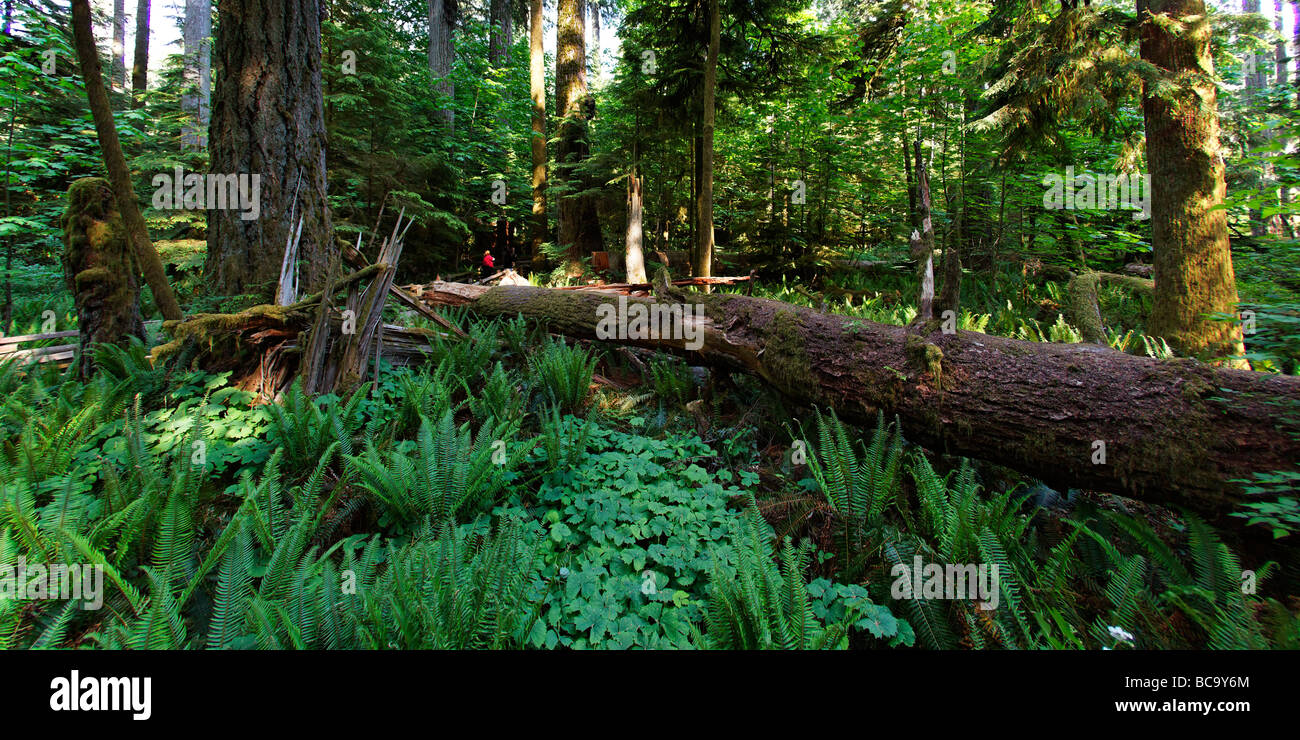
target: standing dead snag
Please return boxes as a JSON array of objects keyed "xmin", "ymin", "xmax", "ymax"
[{"xmin": 62, "ymin": 178, "xmax": 146, "ymax": 379}]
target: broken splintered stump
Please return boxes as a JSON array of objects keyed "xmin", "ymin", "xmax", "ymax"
[{"xmin": 62, "ymin": 177, "xmax": 146, "ymax": 379}]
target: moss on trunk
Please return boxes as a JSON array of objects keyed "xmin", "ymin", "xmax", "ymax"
[{"xmin": 62, "ymin": 177, "xmax": 146, "ymax": 379}]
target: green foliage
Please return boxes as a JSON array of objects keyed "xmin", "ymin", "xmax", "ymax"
[
  {"xmin": 531, "ymin": 424, "xmax": 747, "ymax": 648},
  {"xmin": 266, "ymin": 379, "xmax": 368, "ymax": 472},
  {"xmin": 528, "ymin": 338, "xmax": 597, "ymax": 414},
  {"xmin": 347, "ymin": 410, "xmax": 521, "ymax": 530},
  {"xmin": 704, "ymin": 500, "xmax": 905, "ymax": 649},
  {"xmin": 1233, "ymin": 470, "xmax": 1300, "ymax": 539}
]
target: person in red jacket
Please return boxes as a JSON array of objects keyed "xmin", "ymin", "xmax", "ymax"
[{"xmin": 480, "ymin": 249, "xmax": 495, "ymax": 279}]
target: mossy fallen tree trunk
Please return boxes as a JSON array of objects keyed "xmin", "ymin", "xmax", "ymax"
[{"xmin": 413, "ymin": 280, "xmax": 1300, "ymax": 519}]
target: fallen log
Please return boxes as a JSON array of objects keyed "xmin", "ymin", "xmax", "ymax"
[
  {"xmin": 549, "ymin": 275, "xmax": 752, "ymax": 293},
  {"xmin": 412, "ymin": 280, "xmax": 1300, "ymax": 518}
]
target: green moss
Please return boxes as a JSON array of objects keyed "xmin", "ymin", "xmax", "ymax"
[
  {"xmin": 761, "ymin": 308, "xmax": 817, "ymax": 396},
  {"xmin": 905, "ymin": 333, "xmax": 944, "ymax": 380},
  {"xmin": 152, "ymin": 304, "xmax": 310, "ymax": 363}
]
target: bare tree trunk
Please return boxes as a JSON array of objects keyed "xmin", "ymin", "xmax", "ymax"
[
  {"xmin": 112, "ymin": 0, "xmax": 126, "ymax": 91},
  {"xmin": 1294, "ymin": 0, "xmax": 1300, "ymax": 91},
  {"xmin": 557, "ymin": 0, "xmax": 601, "ymax": 276},
  {"xmin": 428, "ymin": 0, "xmax": 456, "ymax": 131},
  {"xmin": 1141, "ymin": 0, "xmax": 1248, "ymax": 366},
  {"xmin": 69, "ymin": 0, "xmax": 182, "ymax": 321},
  {"xmin": 693, "ymin": 0, "xmax": 718, "ymax": 281},
  {"xmin": 626, "ymin": 171, "xmax": 647, "ymax": 283},
  {"xmin": 416, "ymin": 280, "xmax": 1300, "ymax": 520},
  {"xmin": 130, "ymin": 0, "xmax": 149, "ymax": 108},
  {"xmin": 489, "ymin": 0, "xmax": 510, "ymax": 68},
  {"xmin": 1244, "ymin": 0, "xmax": 1268, "ymax": 236},
  {"xmin": 182, "ymin": 0, "xmax": 210, "ymax": 150},
  {"xmin": 1275, "ymin": 0, "xmax": 1294, "ymax": 236},
  {"xmin": 589, "ymin": 0, "xmax": 600, "ymax": 78},
  {"xmin": 911, "ymin": 139, "xmax": 935, "ymax": 321},
  {"xmin": 529, "ymin": 0, "xmax": 546, "ymax": 268},
  {"xmin": 205, "ymin": 0, "xmax": 333, "ymax": 297}
]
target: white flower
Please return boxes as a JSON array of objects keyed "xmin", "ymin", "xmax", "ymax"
[
  {"xmin": 558, "ymin": 567, "xmax": 570, "ymax": 578},
  {"xmin": 1107, "ymin": 625, "xmax": 1135, "ymax": 643}
]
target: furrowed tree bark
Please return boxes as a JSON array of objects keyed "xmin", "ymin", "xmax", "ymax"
[
  {"xmin": 69, "ymin": 0, "xmax": 183, "ymax": 321},
  {"xmin": 693, "ymin": 0, "xmax": 718, "ymax": 282},
  {"xmin": 529, "ymin": 0, "xmax": 546, "ymax": 268},
  {"xmin": 1140, "ymin": 0, "xmax": 1248, "ymax": 366},
  {"xmin": 130, "ymin": 0, "xmax": 149, "ymax": 107},
  {"xmin": 489, "ymin": 0, "xmax": 510, "ymax": 68},
  {"xmin": 206, "ymin": 0, "xmax": 333, "ymax": 297},
  {"xmin": 112, "ymin": 0, "xmax": 126, "ymax": 91},
  {"xmin": 182, "ymin": 0, "xmax": 211, "ymax": 150},
  {"xmin": 428, "ymin": 0, "xmax": 456, "ymax": 131},
  {"xmin": 414, "ymin": 281, "xmax": 1300, "ymax": 519},
  {"xmin": 556, "ymin": 0, "xmax": 601, "ymax": 276}
]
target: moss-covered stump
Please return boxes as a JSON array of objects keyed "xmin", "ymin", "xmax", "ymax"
[{"xmin": 61, "ymin": 177, "xmax": 146, "ymax": 379}]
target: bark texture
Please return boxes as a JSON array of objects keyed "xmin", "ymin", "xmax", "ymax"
[
  {"xmin": 1140, "ymin": 0, "xmax": 1248, "ymax": 366},
  {"xmin": 130, "ymin": 0, "xmax": 149, "ymax": 106},
  {"xmin": 61, "ymin": 178, "xmax": 145, "ymax": 379},
  {"xmin": 112, "ymin": 0, "xmax": 126, "ymax": 90},
  {"xmin": 489, "ymin": 0, "xmax": 510, "ymax": 68},
  {"xmin": 529, "ymin": 0, "xmax": 546, "ymax": 266},
  {"xmin": 205, "ymin": 0, "xmax": 332, "ymax": 297},
  {"xmin": 414, "ymin": 281, "xmax": 1300, "ymax": 519},
  {"xmin": 428, "ymin": 0, "xmax": 456, "ymax": 131},
  {"xmin": 182, "ymin": 0, "xmax": 211, "ymax": 149},
  {"xmin": 625, "ymin": 172, "xmax": 647, "ymax": 283},
  {"xmin": 693, "ymin": 0, "xmax": 719, "ymax": 280},
  {"xmin": 556, "ymin": 0, "xmax": 602, "ymax": 275}
]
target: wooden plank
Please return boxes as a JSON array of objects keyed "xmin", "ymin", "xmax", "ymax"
[
  {"xmin": 6, "ymin": 344, "xmax": 77, "ymax": 363},
  {"xmin": 0, "ymin": 329, "xmax": 79, "ymax": 346}
]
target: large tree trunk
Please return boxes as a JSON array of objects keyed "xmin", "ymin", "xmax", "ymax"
[
  {"xmin": 1294, "ymin": 0, "xmax": 1300, "ymax": 91},
  {"xmin": 61, "ymin": 178, "xmax": 146, "ymax": 379},
  {"xmin": 693, "ymin": 0, "xmax": 718, "ymax": 281},
  {"xmin": 428, "ymin": 0, "xmax": 456, "ymax": 131},
  {"xmin": 112, "ymin": 0, "xmax": 126, "ymax": 91},
  {"xmin": 589, "ymin": 0, "xmax": 600, "ymax": 77},
  {"xmin": 556, "ymin": 0, "xmax": 601, "ymax": 276},
  {"xmin": 205, "ymin": 0, "xmax": 332, "ymax": 297},
  {"xmin": 489, "ymin": 0, "xmax": 510, "ymax": 68},
  {"xmin": 1140, "ymin": 0, "xmax": 1248, "ymax": 366},
  {"xmin": 182, "ymin": 0, "xmax": 211, "ymax": 150},
  {"xmin": 130, "ymin": 0, "xmax": 149, "ymax": 107},
  {"xmin": 69, "ymin": 0, "xmax": 182, "ymax": 321},
  {"xmin": 529, "ymin": 0, "xmax": 546, "ymax": 269},
  {"xmin": 414, "ymin": 281, "xmax": 1300, "ymax": 519}
]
